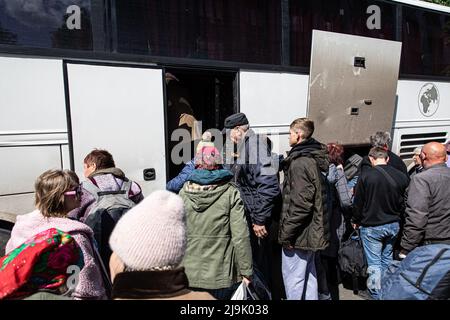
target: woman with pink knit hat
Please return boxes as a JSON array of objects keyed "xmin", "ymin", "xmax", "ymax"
[
  {"xmin": 179, "ymin": 145, "xmax": 253, "ymax": 300},
  {"xmin": 167, "ymin": 131, "xmax": 215, "ymax": 193}
]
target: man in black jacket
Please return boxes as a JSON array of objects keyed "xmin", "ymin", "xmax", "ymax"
[
  {"xmin": 352, "ymin": 147, "xmax": 409, "ymax": 300},
  {"xmin": 278, "ymin": 118, "xmax": 330, "ymax": 300},
  {"xmin": 222, "ymin": 112, "xmax": 283, "ymax": 297}
]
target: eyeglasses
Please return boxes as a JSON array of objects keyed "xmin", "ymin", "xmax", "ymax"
[{"xmin": 64, "ymin": 185, "xmax": 82, "ymax": 199}]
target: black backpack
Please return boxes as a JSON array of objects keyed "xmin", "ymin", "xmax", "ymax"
[
  {"xmin": 338, "ymin": 229, "xmax": 368, "ymax": 294},
  {"xmin": 343, "ymin": 154, "xmax": 363, "ymax": 180},
  {"xmin": 82, "ymin": 179, "xmax": 136, "ymax": 275}
]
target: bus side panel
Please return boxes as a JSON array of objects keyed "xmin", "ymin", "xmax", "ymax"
[
  {"xmin": 66, "ymin": 64, "xmax": 167, "ymax": 196},
  {"xmin": 0, "ymin": 194, "xmax": 34, "ymax": 223},
  {"xmin": 392, "ymin": 80, "xmax": 450, "ymax": 165},
  {"xmin": 0, "ymin": 146, "xmax": 63, "ymax": 195},
  {"xmin": 0, "ymin": 57, "xmax": 67, "ymax": 132},
  {"xmin": 395, "ymin": 80, "xmax": 450, "ymax": 124},
  {"xmin": 239, "ymin": 71, "xmax": 309, "ymax": 157},
  {"xmin": 0, "ymin": 57, "xmax": 68, "ymax": 217},
  {"xmin": 61, "ymin": 144, "xmax": 71, "ymax": 169}
]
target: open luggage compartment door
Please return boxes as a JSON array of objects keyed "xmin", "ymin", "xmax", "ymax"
[
  {"xmin": 66, "ymin": 63, "xmax": 166, "ymax": 196},
  {"xmin": 307, "ymin": 30, "xmax": 402, "ymax": 145}
]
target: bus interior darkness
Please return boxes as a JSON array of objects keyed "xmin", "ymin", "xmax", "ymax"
[{"xmin": 165, "ymin": 68, "xmax": 237, "ymax": 180}]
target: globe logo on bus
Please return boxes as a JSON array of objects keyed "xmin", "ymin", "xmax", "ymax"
[{"xmin": 418, "ymin": 83, "xmax": 439, "ymax": 117}]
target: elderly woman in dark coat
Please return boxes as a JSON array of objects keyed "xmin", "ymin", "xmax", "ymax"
[{"xmin": 316, "ymin": 143, "xmax": 353, "ymax": 300}]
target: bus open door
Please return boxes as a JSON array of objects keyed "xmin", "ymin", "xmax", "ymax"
[{"xmin": 307, "ymin": 30, "xmax": 402, "ymax": 154}]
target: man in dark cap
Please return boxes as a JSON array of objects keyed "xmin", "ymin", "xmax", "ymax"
[
  {"xmin": 222, "ymin": 112, "xmax": 284, "ymax": 299},
  {"xmin": 222, "ymin": 113, "xmax": 249, "ymax": 138}
]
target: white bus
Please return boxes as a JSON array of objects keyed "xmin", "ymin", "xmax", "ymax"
[{"xmin": 0, "ymin": 0, "xmax": 449, "ymax": 222}]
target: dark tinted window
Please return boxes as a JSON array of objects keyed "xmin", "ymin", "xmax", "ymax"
[
  {"xmin": 0, "ymin": 0, "xmax": 93, "ymax": 50},
  {"xmin": 115, "ymin": 0, "xmax": 281, "ymax": 65},
  {"xmin": 401, "ymin": 7, "xmax": 450, "ymax": 77},
  {"xmin": 290, "ymin": 0, "xmax": 395, "ymax": 67}
]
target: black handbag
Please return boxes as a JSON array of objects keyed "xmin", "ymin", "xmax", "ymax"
[{"xmin": 338, "ymin": 229, "xmax": 368, "ymax": 294}]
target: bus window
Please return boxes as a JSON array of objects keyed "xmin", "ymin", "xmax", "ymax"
[
  {"xmin": 339, "ymin": 0, "xmax": 395, "ymax": 40},
  {"xmin": 0, "ymin": 0, "xmax": 93, "ymax": 50},
  {"xmin": 114, "ymin": 0, "xmax": 281, "ymax": 65},
  {"xmin": 289, "ymin": 0, "xmax": 395, "ymax": 67},
  {"xmin": 0, "ymin": 22, "xmax": 16, "ymax": 45},
  {"xmin": 401, "ymin": 7, "xmax": 450, "ymax": 78},
  {"xmin": 290, "ymin": 0, "xmax": 346, "ymax": 68}
]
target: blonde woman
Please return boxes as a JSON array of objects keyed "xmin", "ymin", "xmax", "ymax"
[{"xmin": 5, "ymin": 169, "xmax": 107, "ymax": 300}]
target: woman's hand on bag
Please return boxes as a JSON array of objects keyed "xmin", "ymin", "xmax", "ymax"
[{"xmin": 242, "ymin": 276, "xmax": 252, "ymax": 285}]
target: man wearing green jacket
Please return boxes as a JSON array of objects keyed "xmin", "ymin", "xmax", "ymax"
[{"xmin": 278, "ymin": 118, "xmax": 329, "ymax": 300}]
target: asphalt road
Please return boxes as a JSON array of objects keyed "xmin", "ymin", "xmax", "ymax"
[{"xmin": 339, "ymin": 284, "xmax": 364, "ymax": 300}]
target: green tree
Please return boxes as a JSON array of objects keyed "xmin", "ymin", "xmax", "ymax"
[{"xmin": 423, "ymin": 0, "xmax": 450, "ymax": 6}]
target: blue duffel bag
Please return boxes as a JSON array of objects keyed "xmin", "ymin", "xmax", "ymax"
[{"xmin": 380, "ymin": 244, "xmax": 450, "ymax": 300}]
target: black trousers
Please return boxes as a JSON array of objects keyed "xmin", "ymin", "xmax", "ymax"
[
  {"xmin": 316, "ymin": 254, "xmax": 340, "ymax": 300},
  {"xmin": 248, "ymin": 220, "xmax": 286, "ymax": 300}
]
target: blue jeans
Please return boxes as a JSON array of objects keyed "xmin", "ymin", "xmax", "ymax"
[{"xmin": 360, "ymin": 222, "xmax": 400, "ymax": 300}]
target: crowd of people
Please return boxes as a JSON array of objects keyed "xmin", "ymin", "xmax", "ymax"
[{"xmin": 0, "ymin": 113, "xmax": 449, "ymax": 300}]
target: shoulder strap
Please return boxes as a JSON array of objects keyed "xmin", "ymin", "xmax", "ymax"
[
  {"xmin": 374, "ymin": 166, "xmax": 399, "ymax": 190},
  {"xmin": 82, "ymin": 180, "xmax": 101, "ymax": 201},
  {"xmin": 83, "ymin": 179, "xmax": 133, "ymax": 200},
  {"xmin": 119, "ymin": 179, "xmax": 133, "ymax": 200}
]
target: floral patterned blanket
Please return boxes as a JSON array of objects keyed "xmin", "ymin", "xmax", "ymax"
[{"xmin": 0, "ymin": 228, "xmax": 82, "ymax": 299}]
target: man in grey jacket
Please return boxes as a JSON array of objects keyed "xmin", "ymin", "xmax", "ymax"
[{"xmin": 400, "ymin": 142, "xmax": 450, "ymax": 256}]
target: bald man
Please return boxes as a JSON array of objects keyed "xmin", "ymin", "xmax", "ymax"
[
  {"xmin": 400, "ymin": 142, "xmax": 450, "ymax": 255},
  {"xmin": 445, "ymin": 141, "xmax": 450, "ymax": 167}
]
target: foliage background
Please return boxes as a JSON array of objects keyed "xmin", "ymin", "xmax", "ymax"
[{"xmin": 423, "ymin": 0, "xmax": 450, "ymax": 7}]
